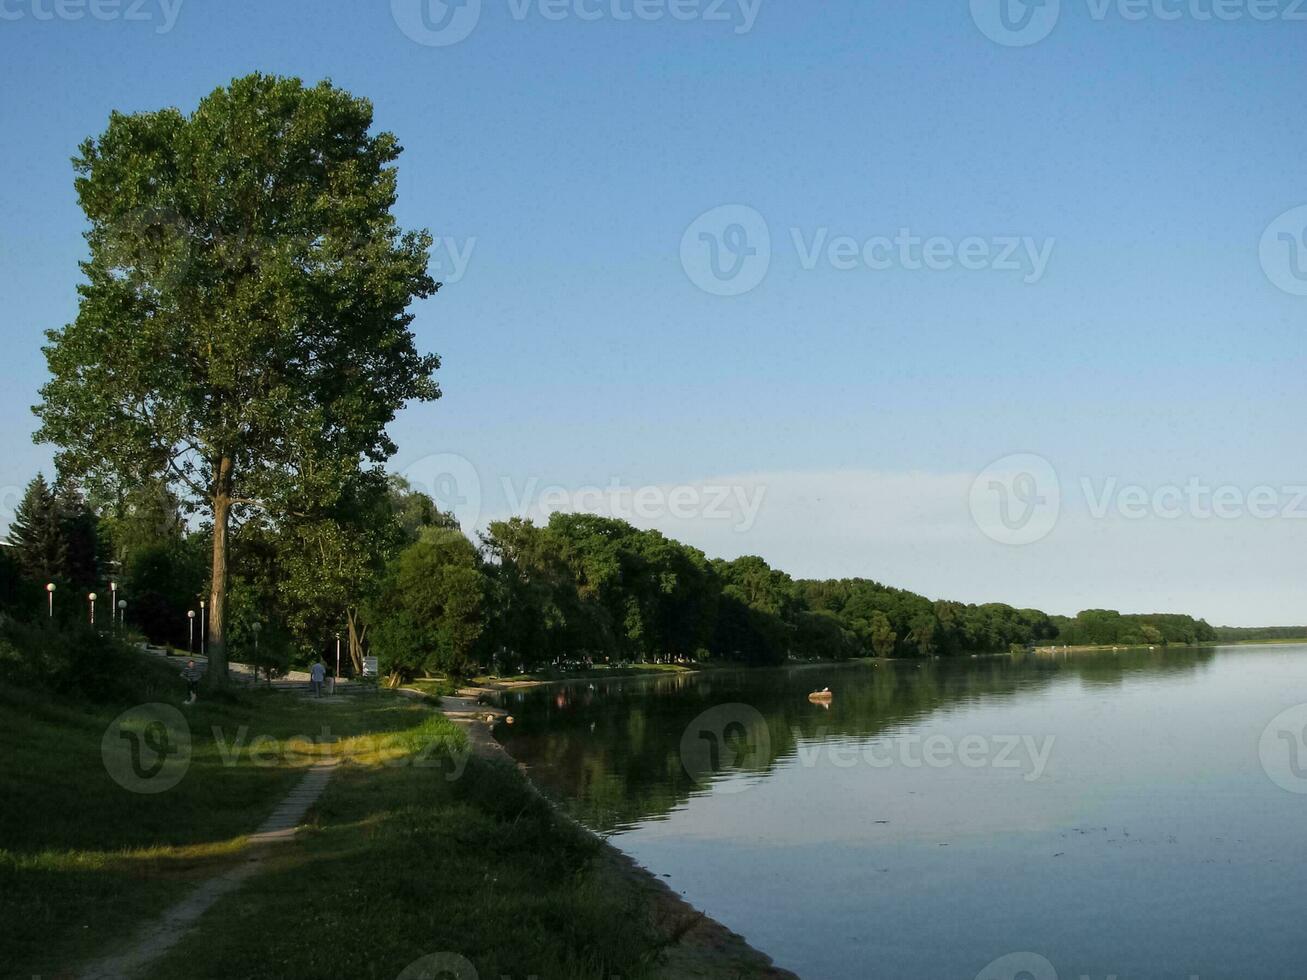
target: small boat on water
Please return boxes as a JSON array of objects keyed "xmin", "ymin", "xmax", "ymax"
[{"xmin": 808, "ymin": 688, "xmax": 834, "ymax": 703}]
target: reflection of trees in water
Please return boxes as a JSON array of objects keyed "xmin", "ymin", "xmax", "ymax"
[{"xmin": 496, "ymin": 648, "xmax": 1217, "ymax": 833}]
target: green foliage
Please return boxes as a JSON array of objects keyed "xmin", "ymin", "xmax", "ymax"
[
  {"xmin": 123, "ymin": 538, "xmax": 207, "ymax": 647},
  {"xmin": 483, "ymin": 515, "xmax": 723, "ymax": 670},
  {"xmin": 389, "ymin": 474, "xmax": 461, "ymax": 545},
  {"xmin": 7, "ymin": 475, "xmax": 67, "ymax": 585},
  {"xmin": 98, "ymin": 479, "xmax": 188, "ymax": 573},
  {"xmin": 34, "ymin": 73, "xmax": 441, "ymax": 678},
  {"xmin": 367, "ymin": 527, "xmax": 488, "ymax": 679},
  {"xmin": 0, "ymin": 617, "xmax": 180, "ymax": 703},
  {"xmin": 1213, "ymin": 625, "xmax": 1307, "ymax": 642},
  {"xmin": 1049, "ymin": 610, "xmax": 1217, "ymax": 647},
  {"xmin": 54, "ymin": 481, "xmax": 101, "ymax": 589}
]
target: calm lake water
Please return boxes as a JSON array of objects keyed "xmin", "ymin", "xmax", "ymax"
[{"xmin": 495, "ymin": 645, "xmax": 1307, "ymax": 979}]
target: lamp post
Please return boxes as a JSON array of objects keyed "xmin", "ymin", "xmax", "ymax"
[
  {"xmin": 88, "ymin": 592, "xmax": 97, "ymax": 626},
  {"xmin": 334, "ymin": 632, "xmax": 341, "ymax": 695},
  {"xmin": 251, "ymin": 622, "xmax": 262, "ymax": 683},
  {"xmin": 109, "ymin": 581, "xmax": 117, "ymax": 630},
  {"xmin": 117, "ymin": 599, "xmax": 127, "ymax": 631},
  {"xmin": 46, "ymin": 582, "xmax": 55, "ymax": 619},
  {"xmin": 199, "ymin": 600, "xmax": 206, "ymax": 657},
  {"xmin": 188, "ymin": 610, "xmax": 196, "ymax": 654}
]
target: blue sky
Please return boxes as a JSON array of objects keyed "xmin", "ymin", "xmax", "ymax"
[{"xmin": 1, "ymin": 1, "xmax": 1303, "ymax": 623}]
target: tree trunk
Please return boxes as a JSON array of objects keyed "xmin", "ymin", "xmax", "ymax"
[
  {"xmin": 346, "ymin": 608, "xmax": 366, "ymax": 674},
  {"xmin": 205, "ymin": 457, "xmax": 234, "ymax": 686}
]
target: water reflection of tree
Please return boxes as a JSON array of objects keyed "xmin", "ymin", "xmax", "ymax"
[{"xmin": 497, "ymin": 649, "xmax": 1216, "ymax": 832}]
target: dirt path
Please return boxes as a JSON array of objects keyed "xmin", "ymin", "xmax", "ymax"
[{"xmin": 76, "ymin": 759, "xmax": 338, "ymax": 980}]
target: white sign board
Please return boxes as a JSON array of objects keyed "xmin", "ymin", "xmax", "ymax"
[{"xmin": 362, "ymin": 656, "xmax": 379, "ymax": 678}]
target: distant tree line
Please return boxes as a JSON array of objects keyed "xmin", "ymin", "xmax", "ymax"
[
  {"xmin": 1212, "ymin": 625, "xmax": 1307, "ymax": 643},
  {"xmin": 1048, "ymin": 610, "xmax": 1217, "ymax": 647},
  {"xmin": 0, "ymin": 472, "xmax": 1226, "ymax": 682}
]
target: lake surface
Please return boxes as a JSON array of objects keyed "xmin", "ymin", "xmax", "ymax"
[{"xmin": 495, "ymin": 646, "xmax": 1307, "ymax": 979}]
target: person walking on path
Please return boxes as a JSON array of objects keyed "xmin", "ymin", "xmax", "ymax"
[
  {"xmin": 310, "ymin": 659, "xmax": 327, "ymax": 698},
  {"xmin": 181, "ymin": 659, "xmax": 202, "ymax": 704}
]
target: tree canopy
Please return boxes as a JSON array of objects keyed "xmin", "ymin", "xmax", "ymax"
[{"xmin": 34, "ymin": 74, "xmax": 441, "ymax": 682}]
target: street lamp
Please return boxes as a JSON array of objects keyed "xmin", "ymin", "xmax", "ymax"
[
  {"xmin": 199, "ymin": 600, "xmax": 207, "ymax": 657},
  {"xmin": 251, "ymin": 622, "xmax": 262, "ymax": 683},
  {"xmin": 88, "ymin": 592, "xmax": 97, "ymax": 626},
  {"xmin": 117, "ymin": 599, "xmax": 127, "ymax": 630},
  {"xmin": 188, "ymin": 610, "xmax": 196, "ymax": 654},
  {"xmin": 334, "ymin": 632, "xmax": 341, "ymax": 695},
  {"xmin": 109, "ymin": 581, "xmax": 117, "ymax": 629},
  {"xmin": 46, "ymin": 582, "xmax": 55, "ymax": 619}
]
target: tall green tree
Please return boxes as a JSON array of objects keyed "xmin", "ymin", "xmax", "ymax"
[
  {"xmin": 367, "ymin": 527, "xmax": 488, "ymax": 680},
  {"xmin": 54, "ymin": 481, "xmax": 101, "ymax": 589},
  {"xmin": 34, "ymin": 74, "xmax": 441, "ymax": 683},
  {"xmin": 7, "ymin": 475, "xmax": 66, "ymax": 585}
]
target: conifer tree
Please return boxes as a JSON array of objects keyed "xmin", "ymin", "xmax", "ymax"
[{"xmin": 8, "ymin": 475, "xmax": 66, "ymax": 584}]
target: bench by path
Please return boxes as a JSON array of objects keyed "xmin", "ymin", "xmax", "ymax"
[{"xmin": 77, "ymin": 759, "xmax": 338, "ymax": 980}]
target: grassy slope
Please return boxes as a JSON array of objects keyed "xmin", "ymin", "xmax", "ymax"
[
  {"xmin": 143, "ymin": 747, "xmax": 656, "ymax": 980},
  {"xmin": 0, "ymin": 652, "xmax": 658, "ymax": 980}
]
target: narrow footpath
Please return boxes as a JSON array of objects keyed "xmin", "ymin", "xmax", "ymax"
[{"xmin": 77, "ymin": 759, "xmax": 338, "ymax": 980}]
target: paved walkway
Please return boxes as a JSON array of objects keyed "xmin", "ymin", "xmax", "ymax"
[{"xmin": 77, "ymin": 759, "xmax": 338, "ymax": 980}]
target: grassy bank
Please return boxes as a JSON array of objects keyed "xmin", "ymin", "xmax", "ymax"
[
  {"xmin": 0, "ymin": 647, "xmax": 662, "ymax": 979},
  {"xmin": 141, "ymin": 726, "xmax": 657, "ymax": 980}
]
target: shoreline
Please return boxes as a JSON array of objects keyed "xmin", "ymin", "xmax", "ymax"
[{"xmin": 424, "ymin": 686, "xmax": 799, "ymax": 980}]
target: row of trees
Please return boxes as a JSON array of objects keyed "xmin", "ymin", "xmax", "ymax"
[
  {"xmin": 363, "ymin": 511, "xmax": 1213, "ymax": 680},
  {"xmin": 0, "ymin": 469, "xmax": 459, "ymax": 677},
  {"xmin": 1, "ymin": 468, "xmax": 1222, "ymax": 681},
  {"xmin": 1050, "ymin": 610, "xmax": 1217, "ymax": 647}
]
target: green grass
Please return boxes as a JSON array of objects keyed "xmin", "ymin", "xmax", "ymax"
[
  {"xmin": 0, "ymin": 648, "xmax": 660, "ymax": 980},
  {"xmin": 0, "ymin": 661, "xmax": 436, "ymax": 978},
  {"xmin": 403, "ymin": 677, "xmax": 460, "ymax": 698},
  {"xmin": 143, "ymin": 741, "xmax": 658, "ymax": 980}
]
